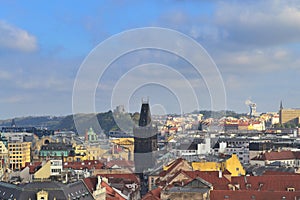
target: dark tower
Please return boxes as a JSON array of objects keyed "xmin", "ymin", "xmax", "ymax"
[
  {"xmin": 134, "ymin": 99, "xmax": 158, "ymax": 195},
  {"xmin": 134, "ymin": 99, "xmax": 158, "ymax": 173}
]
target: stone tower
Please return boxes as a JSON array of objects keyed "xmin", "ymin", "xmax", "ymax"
[{"xmin": 134, "ymin": 99, "xmax": 158, "ymax": 174}]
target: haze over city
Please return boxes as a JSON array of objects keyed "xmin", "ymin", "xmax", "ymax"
[{"xmin": 1, "ymin": 1, "xmax": 300, "ymax": 119}]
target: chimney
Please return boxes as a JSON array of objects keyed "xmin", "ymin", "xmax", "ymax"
[
  {"xmin": 96, "ymin": 176, "xmax": 102, "ymax": 190},
  {"xmin": 218, "ymin": 170, "xmax": 222, "ymax": 178},
  {"xmin": 65, "ymin": 173, "xmax": 68, "ymax": 183}
]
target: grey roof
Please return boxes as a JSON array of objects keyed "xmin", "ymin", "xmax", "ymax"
[
  {"xmin": 0, "ymin": 180, "xmax": 94, "ymax": 200},
  {"xmin": 244, "ymin": 164, "xmax": 295, "ymax": 176},
  {"xmin": 167, "ymin": 186, "xmax": 210, "ymax": 193},
  {"xmin": 40, "ymin": 143, "xmax": 73, "ymax": 151}
]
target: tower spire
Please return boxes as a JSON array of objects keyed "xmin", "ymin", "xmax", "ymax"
[
  {"xmin": 138, "ymin": 98, "xmax": 152, "ymax": 127},
  {"xmin": 280, "ymin": 100, "xmax": 283, "ymax": 110}
]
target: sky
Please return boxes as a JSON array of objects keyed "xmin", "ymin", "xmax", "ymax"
[{"xmin": 1, "ymin": 0, "xmax": 300, "ymax": 119}]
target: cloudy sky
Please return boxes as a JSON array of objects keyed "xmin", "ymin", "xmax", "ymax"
[{"xmin": 0, "ymin": 0, "xmax": 300, "ymax": 119}]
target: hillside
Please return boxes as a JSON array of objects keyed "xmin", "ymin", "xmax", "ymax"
[
  {"xmin": 0, "ymin": 111, "xmax": 138, "ymax": 135},
  {"xmin": 0, "ymin": 110, "xmax": 245, "ymax": 135}
]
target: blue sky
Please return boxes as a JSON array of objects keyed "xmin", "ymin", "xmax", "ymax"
[{"xmin": 0, "ymin": 1, "xmax": 300, "ymax": 119}]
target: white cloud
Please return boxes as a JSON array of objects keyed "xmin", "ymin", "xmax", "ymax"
[
  {"xmin": 0, "ymin": 20, "xmax": 37, "ymax": 52},
  {"xmin": 215, "ymin": 1, "xmax": 300, "ymax": 46},
  {"xmin": 217, "ymin": 48, "xmax": 297, "ymax": 73}
]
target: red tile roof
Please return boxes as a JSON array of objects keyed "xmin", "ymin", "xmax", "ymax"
[
  {"xmin": 252, "ymin": 150, "xmax": 296, "ymax": 161},
  {"xmin": 83, "ymin": 177, "xmax": 126, "ymax": 200},
  {"xmin": 101, "ymin": 180, "xmax": 126, "ymax": 200},
  {"xmin": 231, "ymin": 175, "xmax": 300, "ymax": 191},
  {"xmin": 159, "ymin": 158, "xmax": 187, "ymax": 177},
  {"xmin": 24, "ymin": 162, "xmax": 42, "ymax": 174},
  {"xmin": 64, "ymin": 160, "xmax": 104, "ymax": 170},
  {"xmin": 106, "ymin": 160, "xmax": 134, "ymax": 169},
  {"xmin": 142, "ymin": 187, "xmax": 161, "ymax": 200},
  {"xmin": 83, "ymin": 177, "xmax": 97, "ymax": 193},
  {"xmin": 262, "ymin": 170, "xmax": 298, "ymax": 176},
  {"xmin": 211, "ymin": 190, "xmax": 300, "ymax": 200},
  {"xmin": 156, "ymin": 170, "xmax": 230, "ymax": 190},
  {"xmin": 183, "ymin": 171, "xmax": 230, "ymax": 190},
  {"xmin": 95, "ymin": 173, "xmax": 140, "ymax": 185}
]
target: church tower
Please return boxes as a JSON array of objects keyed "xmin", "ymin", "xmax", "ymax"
[{"xmin": 134, "ymin": 99, "xmax": 158, "ymax": 174}]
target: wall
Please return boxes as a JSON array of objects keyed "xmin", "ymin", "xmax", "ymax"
[
  {"xmin": 223, "ymin": 154, "xmax": 245, "ymax": 176},
  {"xmin": 34, "ymin": 161, "xmax": 51, "ymax": 180}
]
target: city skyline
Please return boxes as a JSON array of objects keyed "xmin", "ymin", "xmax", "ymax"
[{"xmin": 1, "ymin": 1, "xmax": 300, "ymax": 119}]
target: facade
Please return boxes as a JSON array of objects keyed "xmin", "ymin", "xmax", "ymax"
[
  {"xmin": 39, "ymin": 143, "xmax": 73, "ymax": 161},
  {"xmin": 8, "ymin": 141, "xmax": 31, "ymax": 170},
  {"xmin": 280, "ymin": 103, "xmax": 300, "ymax": 124},
  {"xmin": 192, "ymin": 154, "xmax": 246, "ymax": 177},
  {"xmin": 250, "ymin": 150, "xmax": 300, "ymax": 167},
  {"xmin": 85, "ymin": 127, "xmax": 98, "ymax": 143},
  {"xmin": 0, "ymin": 140, "xmax": 9, "ymax": 166},
  {"xmin": 134, "ymin": 100, "xmax": 158, "ymax": 173},
  {"xmin": 160, "ymin": 178, "xmax": 212, "ymax": 200},
  {"xmin": 214, "ymin": 138, "xmax": 250, "ymax": 164},
  {"xmin": 34, "ymin": 160, "xmax": 63, "ymax": 180},
  {"xmin": 144, "ymin": 157, "xmax": 300, "ymax": 200}
]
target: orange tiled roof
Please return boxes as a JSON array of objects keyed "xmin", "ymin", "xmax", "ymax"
[
  {"xmin": 231, "ymin": 175, "xmax": 300, "ymax": 191},
  {"xmin": 252, "ymin": 151, "xmax": 297, "ymax": 161},
  {"xmin": 96, "ymin": 173, "xmax": 140, "ymax": 185},
  {"xmin": 211, "ymin": 190, "xmax": 300, "ymax": 200},
  {"xmin": 106, "ymin": 160, "xmax": 134, "ymax": 169},
  {"xmin": 64, "ymin": 160, "xmax": 104, "ymax": 170},
  {"xmin": 24, "ymin": 162, "xmax": 42, "ymax": 174},
  {"xmin": 142, "ymin": 187, "xmax": 161, "ymax": 200}
]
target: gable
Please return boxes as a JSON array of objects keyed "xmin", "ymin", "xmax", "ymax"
[{"xmin": 185, "ymin": 178, "xmax": 212, "ymax": 189}]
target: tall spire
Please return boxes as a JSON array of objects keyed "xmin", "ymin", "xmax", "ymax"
[
  {"xmin": 138, "ymin": 98, "xmax": 152, "ymax": 127},
  {"xmin": 280, "ymin": 100, "xmax": 283, "ymax": 110}
]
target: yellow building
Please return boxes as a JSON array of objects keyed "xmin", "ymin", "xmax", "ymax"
[
  {"xmin": 110, "ymin": 138, "xmax": 134, "ymax": 161},
  {"xmin": 8, "ymin": 142, "xmax": 31, "ymax": 170},
  {"xmin": 37, "ymin": 190, "xmax": 49, "ymax": 200},
  {"xmin": 73, "ymin": 144, "xmax": 88, "ymax": 161},
  {"xmin": 0, "ymin": 141, "xmax": 9, "ymax": 162},
  {"xmin": 191, "ymin": 162, "xmax": 221, "ymax": 172},
  {"xmin": 0, "ymin": 141, "xmax": 9, "ymax": 180},
  {"xmin": 280, "ymin": 108, "xmax": 300, "ymax": 124},
  {"xmin": 34, "ymin": 161, "xmax": 51, "ymax": 180},
  {"xmin": 192, "ymin": 154, "xmax": 245, "ymax": 177},
  {"xmin": 86, "ymin": 145, "xmax": 107, "ymax": 160}
]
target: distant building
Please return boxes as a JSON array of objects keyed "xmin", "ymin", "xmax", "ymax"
[
  {"xmin": 279, "ymin": 102, "xmax": 300, "ymax": 124},
  {"xmin": 192, "ymin": 154, "xmax": 246, "ymax": 177},
  {"xmin": 214, "ymin": 138, "xmax": 250, "ymax": 164},
  {"xmin": 250, "ymin": 150, "xmax": 300, "ymax": 167},
  {"xmin": 39, "ymin": 143, "xmax": 73, "ymax": 161},
  {"xmin": 114, "ymin": 105, "xmax": 126, "ymax": 114},
  {"xmin": 85, "ymin": 127, "xmax": 98, "ymax": 143},
  {"xmin": 33, "ymin": 160, "xmax": 63, "ymax": 180},
  {"xmin": 8, "ymin": 141, "xmax": 31, "ymax": 170}
]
